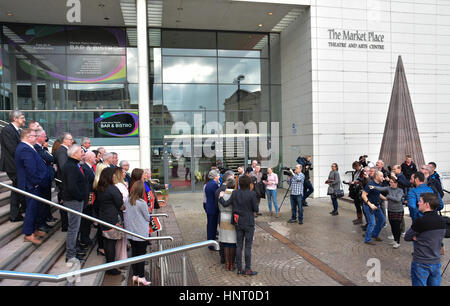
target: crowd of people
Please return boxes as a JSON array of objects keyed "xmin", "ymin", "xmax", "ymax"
[
  {"xmin": 0, "ymin": 110, "xmax": 447, "ymax": 286},
  {"xmin": 346, "ymin": 154, "xmax": 447, "ymax": 286},
  {"xmin": 0, "ymin": 110, "xmax": 168, "ymax": 285}
]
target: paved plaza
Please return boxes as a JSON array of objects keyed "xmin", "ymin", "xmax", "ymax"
[{"xmin": 168, "ymin": 190, "xmax": 450, "ymax": 286}]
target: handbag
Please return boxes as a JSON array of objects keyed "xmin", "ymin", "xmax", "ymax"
[
  {"xmin": 334, "ymin": 181, "xmax": 344, "ymax": 198},
  {"xmin": 102, "ymin": 222, "xmax": 125, "ymax": 240}
]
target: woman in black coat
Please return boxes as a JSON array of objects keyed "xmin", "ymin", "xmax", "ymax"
[
  {"xmin": 218, "ymin": 175, "xmax": 259, "ymax": 276},
  {"xmin": 95, "ymin": 167, "xmax": 124, "ymax": 275}
]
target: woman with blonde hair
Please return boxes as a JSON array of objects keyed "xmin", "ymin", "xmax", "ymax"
[{"xmin": 125, "ymin": 181, "xmax": 151, "ymax": 286}]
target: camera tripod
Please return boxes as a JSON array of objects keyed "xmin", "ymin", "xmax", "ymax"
[{"xmin": 279, "ymin": 179, "xmax": 292, "ymax": 210}]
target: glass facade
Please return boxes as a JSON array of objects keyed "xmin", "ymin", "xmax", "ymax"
[
  {"xmin": 0, "ymin": 24, "xmax": 282, "ymax": 191},
  {"xmin": 152, "ymin": 29, "xmax": 281, "ymax": 191}
]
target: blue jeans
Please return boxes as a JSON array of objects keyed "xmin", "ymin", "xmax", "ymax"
[
  {"xmin": 290, "ymin": 194, "xmax": 303, "ymax": 222},
  {"xmin": 303, "ymin": 179, "xmax": 314, "ymax": 201},
  {"xmin": 266, "ymin": 189, "xmax": 279, "ymax": 213},
  {"xmin": 330, "ymin": 196, "xmax": 338, "ymax": 212},
  {"xmin": 363, "ymin": 204, "xmax": 385, "ymax": 243},
  {"xmin": 411, "ymin": 262, "xmax": 441, "ymax": 286}
]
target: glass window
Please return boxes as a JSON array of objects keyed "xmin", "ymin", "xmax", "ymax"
[
  {"xmin": 163, "ymin": 84, "xmax": 217, "ymax": 111},
  {"xmin": 66, "ymin": 55, "xmax": 126, "ymax": 84},
  {"xmin": 14, "ymin": 54, "xmax": 66, "ymax": 82},
  {"xmin": 162, "ymin": 48, "xmax": 216, "ymax": 57},
  {"xmin": 218, "ymin": 84, "xmax": 263, "ymax": 111},
  {"xmin": 66, "ymin": 83, "xmax": 127, "ymax": 109},
  {"xmin": 2, "ymin": 24, "xmax": 67, "ymax": 54},
  {"xmin": 218, "ymin": 58, "xmax": 268, "ymax": 84},
  {"xmin": 162, "ymin": 56, "xmax": 217, "ymax": 84},
  {"xmin": 66, "ymin": 27, "xmax": 126, "ymax": 55},
  {"xmin": 150, "ymin": 48, "xmax": 162, "ymax": 83},
  {"xmin": 218, "ymin": 32, "xmax": 268, "ymax": 58},
  {"xmin": 127, "ymin": 48, "xmax": 138, "ymax": 83},
  {"xmin": 162, "ymin": 30, "xmax": 215, "ymax": 50}
]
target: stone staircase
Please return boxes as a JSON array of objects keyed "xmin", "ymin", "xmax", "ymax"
[{"xmin": 0, "ymin": 172, "xmax": 105, "ymax": 286}]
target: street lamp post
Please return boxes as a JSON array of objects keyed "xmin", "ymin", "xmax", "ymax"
[{"xmin": 234, "ymin": 74, "xmax": 245, "ymax": 122}]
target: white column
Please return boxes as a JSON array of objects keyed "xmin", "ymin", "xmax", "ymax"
[{"xmin": 137, "ymin": 0, "xmax": 151, "ymax": 169}]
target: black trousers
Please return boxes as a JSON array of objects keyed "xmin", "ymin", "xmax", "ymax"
[
  {"xmin": 103, "ymin": 237, "xmax": 117, "ymax": 264},
  {"xmin": 388, "ymin": 211, "xmax": 404, "ymax": 244},
  {"xmin": 7, "ymin": 173, "xmax": 26, "ymax": 220},
  {"xmin": 78, "ymin": 204, "xmax": 93, "ymax": 245},
  {"xmin": 354, "ymin": 197, "xmax": 363, "ymax": 215},
  {"xmin": 129, "ymin": 240, "xmax": 148, "ymax": 277},
  {"xmin": 57, "ymin": 184, "xmax": 68, "ymax": 231},
  {"xmin": 235, "ymin": 225, "xmax": 255, "ymax": 271}
]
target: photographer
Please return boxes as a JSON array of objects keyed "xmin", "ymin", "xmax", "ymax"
[
  {"xmin": 287, "ymin": 165, "xmax": 305, "ymax": 224},
  {"xmin": 348, "ymin": 161, "xmax": 364, "ymax": 225},
  {"xmin": 359, "ymin": 155, "xmax": 369, "ymax": 167},
  {"xmin": 297, "ymin": 155, "xmax": 314, "ymax": 206}
]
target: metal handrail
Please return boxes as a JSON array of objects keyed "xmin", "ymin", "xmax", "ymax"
[
  {"xmin": 0, "ymin": 240, "xmax": 219, "ymax": 283},
  {"xmin": 0, "ymin": 182, "xmax": 173, "ymax": 242}
]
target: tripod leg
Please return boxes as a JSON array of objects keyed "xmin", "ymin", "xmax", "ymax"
[{"xmin": 279, "ymin": 181, "xmax": 291, "ymax": 211}]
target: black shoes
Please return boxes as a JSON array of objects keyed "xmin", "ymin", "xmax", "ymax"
[
  {"xmin": 287, "ymin": 219, "xmax": 297, "ymax": 223},
  {"xmin": 106, "ymin": 269, "xmax": 121, "ymax": 276},
  {"xmin": 298, "ymin": 220, "xmax": 303, "ymax": 225},
  {"xmin": 331, "ymin": 211, "xmax": 339, "ymax": 216},
  {"xmin": 10, "ymin": 215, "xmax": 24, "ymax": 222}
]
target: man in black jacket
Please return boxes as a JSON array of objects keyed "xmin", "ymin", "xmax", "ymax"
[
  {"xmin": 62, "ymin": 144, "xmax": 88, "ymax": 262},
  {"xmin": 401, "ymin": 155, "xmax": 417, "ymax": 181},
  {"xmin": 78, "ymin": 151, "xmax": 97, "ymax": 248},
  {"xmin": 55, "ymin": 133, "xmax": 74, "ymax": 231},
  {"xmin": 0, "ymin": 110, "xmax": 27, "ymax": 222}
]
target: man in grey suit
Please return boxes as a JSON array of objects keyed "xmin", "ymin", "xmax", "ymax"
[
  {"xmin": 0, "ymin": 110, "xmax": 27, "ymax": 222},
  {"xmin": 55, "ymin": 133, "xmax": 74, "ymax": 232}
]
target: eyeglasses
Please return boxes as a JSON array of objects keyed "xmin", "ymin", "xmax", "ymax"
[{"xmin": 29, "ymin": 134, "xmax": 37, "ymax": 137}]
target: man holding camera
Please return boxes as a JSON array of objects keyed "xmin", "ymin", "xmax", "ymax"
[
  {"xmin": 297, "ymin": 155, "xmax": 313, "ymax": 206},
  {"xmin": 287, "ymin": 165, "xmax": 305, "ymax": 224}
]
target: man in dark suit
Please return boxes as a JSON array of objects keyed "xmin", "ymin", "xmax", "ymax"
[
  {"xmin": 34, "ymin": 128, "xmax": 55, "ymax": 232},
  {"xmin": 78, "ymin": 151, "xmax": 96, "ymax": 249},
  {"xmin": 55, "ymin": 133, "xmax": 74, "ymax": 232},
  {"xmin": 15, "ymin": 128, "xmax": 51, "ymax": 245},
  {"xmin": 61, "ymin": 144, "xmax": 88, "ymax": 262},
  {"xmin": 0, "ymin": 110, "xmax": 27, "ymax": 222}
]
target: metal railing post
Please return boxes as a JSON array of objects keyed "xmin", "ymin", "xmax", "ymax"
[
  {"xmin": 182, "ymin": 253, "xmax": 187, "ymax": 286},
  {"xmin": 160, "ymin": 242, "xmax": 164, "ymax": 286}
]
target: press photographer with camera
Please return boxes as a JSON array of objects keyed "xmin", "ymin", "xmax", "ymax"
[
  {"xmin": 296, "ymin": 155, "xmax": 314, "ymax": 206},
  {"xmin": 287, "ymin": 165, "xmax": 305, "ymax": 224},
  {"xmin": 348, "ymin": 161, "xmax": 364, "ymax": 225}
]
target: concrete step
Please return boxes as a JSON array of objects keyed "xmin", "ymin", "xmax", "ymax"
[
  {"xmin": 0, "ymin": 230, "xmax": 66, "ymax": 286},
  {"xmin": 39, "ymin": 233, "xmax": 102, "ymax": 286},
  {"xmin": 0, "ymin": 190, "xmax": 11, "ymax": 208},
  {"xmin": 0, "ymin": 221, "xmax": 61, "ymax": 271},
  {"xmin": 0, "ymin": 207, "xmax": 59, "ymax": 248}
]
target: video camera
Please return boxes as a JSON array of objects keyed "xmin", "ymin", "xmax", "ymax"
[{"xmin": 282, "ymin": 167, "xmax": 295, "ymax": 176}]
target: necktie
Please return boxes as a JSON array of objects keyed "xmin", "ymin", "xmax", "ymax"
[{"xmin": 79, "ymin": 165, "xmax": 85, "ymax": 176}]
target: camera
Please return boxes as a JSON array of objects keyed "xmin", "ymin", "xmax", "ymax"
[{"xmin": 282, "ymin": 167, "xmax": 295, "ymax": 176}]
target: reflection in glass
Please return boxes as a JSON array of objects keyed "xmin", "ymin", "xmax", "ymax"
[
  {"xmin": 218, "ymin": 58, "xmax": 267, "ymax": 84},
  {"xmin": 22, "ymin": 111, "xmax": 94, "ymax": 139},
  {"xmin": 66, "ymin": 83, "xmax": 127, "ymax": 109},
  {"xmin": 162, "ymin": 48, "xmax": 216, "ymax": 57},
  {"xmin": 218, "ymin": 84, "xmax": 264, "ymax": 111},
  {"xmin": 14, "ymin": 54, "xmax": 66, "ymax": 82},
  {"xmin": 127, "ymin": 48, "xmax": 138, "ymax": 83},
  {"xmin": 162, "ymin": 30, "xmax": 216, "ymax": 50},
  {"xmin": 150, "ymin": 48, "xmax": 162, "ymax": 83},
  {"xmin": 218, "ymin": 32, "xmax": 268, "ymax": 56},
  {"xmin": 163, "ymin": 84, "xmax": 217, "ymax": 111},
  {"xmin": 162, "ymin": 56, "xmax": 217, "ymax": 84}
]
